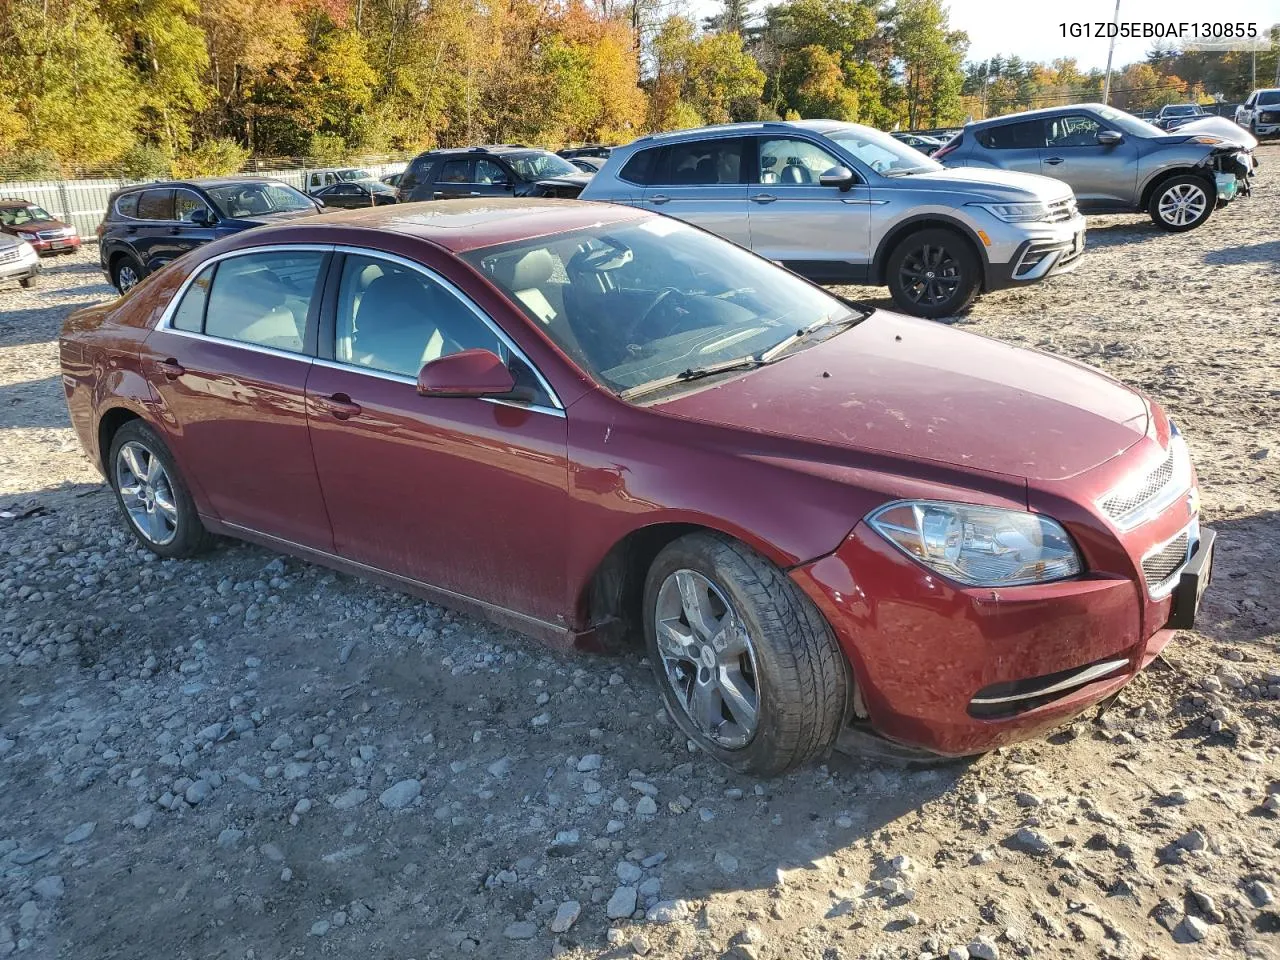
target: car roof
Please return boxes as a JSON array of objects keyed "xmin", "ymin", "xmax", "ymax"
[
  {"xmin": 118, "ymin": 177, "xmax": 292, "ymax": 193},
  {"xmin": 241, "ymin": 198, "xmax": 650, "ymax": 254},
  {"xmin": 419, "ymin": 145, "xmax": 544, "ymax": 157},
  {"xmin": 969, "ymin": 103, "xmax": 1109, "ymax": 127}
]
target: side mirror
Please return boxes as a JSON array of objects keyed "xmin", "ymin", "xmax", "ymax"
[
  {"xmin": 313, "ymin": 198, "xmax": 326, "ymax": 209},
  {"xmin": 417, "ymin": 349, "xmax": 517, "ymax": 399},
  {"xmin": 189, "ymin": 209, "xmax": 213, "ymax": 226},
  {"xmin": 1096, "ymin": 130, "xmax": 1124, "ymax": 146},
  {"xmin": 819, "ymin": 166, "xmax": 856, "ymax": 191}
]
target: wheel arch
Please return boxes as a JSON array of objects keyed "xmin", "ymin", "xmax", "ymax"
[
  {"xmin": 870, "ymin": 215, "xmax": 988, "ymax": 287},
  {"xmin": 1138, "ymin": 165, "xmax": 1214, "ymax": 210},
  {"xmin": 96, "ymin": 405, "xmax": 143, "ymax": 475}
]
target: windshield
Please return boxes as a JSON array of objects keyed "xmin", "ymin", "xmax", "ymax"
[
  {"xmin": 337, "ymin": 169, "xmax": 375, "ymax": 182},
  {"xmin": 1164, "ymin": 105, "xmax": 1200, "ymax": 116},
  {"xmin": 507, "ymin": 151, "xmax": 581, "ymax": 180},
  {"xmin": 1094, "ymin": 105, "xmax": 1164, "ymax": 138},
  {"xmin": 464, "ymin": 217, "xmax": 858, "ymax": 397},
  {"xmin": 206, "ymin": 182, "xmax": 316, "ymax": 218},
  {"xmin": 826, "ymin": 124, "xmax": 943, "ymax": 175},
  {"xmin": 0, "ymin": 205, "xmax": 55, "ymax": 226},
  {"xmin": 1259, "ymin": 91, "xmax": 1280, "ymax": 105}
]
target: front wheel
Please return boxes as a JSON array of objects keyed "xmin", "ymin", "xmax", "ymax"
[
  {"xmin": 642, "ymin": 532, "xmax": 849, "ymax": 776},
  {"xmin": 1149, "ymin": 175, "xmax": 1213, "ymax": 232},
  {"xmin": 108, "ymin": 420, "xmax": 212, "ymax": 558},
  {"xmin": 19, "ymin": 276, "xmax": 37, "ymax": 289},
  {"xmin": 885, "ymin": 228, "xmax": 981, "ymax": 319},
  {"xmin": 112, "ymin": 255, "xmax": 144, "ymax": 294}
]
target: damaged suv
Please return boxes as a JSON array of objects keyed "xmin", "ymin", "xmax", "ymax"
[{"xmin": 943, "ymin": 103, "xmax": 1253, "ymax": 231}]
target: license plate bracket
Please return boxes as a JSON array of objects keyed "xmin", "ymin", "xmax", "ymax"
[{"xmin": 1167, "ymin": 526, "xmax": 1215, "ymax": 630}]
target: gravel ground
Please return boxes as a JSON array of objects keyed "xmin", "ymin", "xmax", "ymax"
[{"xmin": 0, "ymin": 151, "xmax": 1277, "ymax": 960}]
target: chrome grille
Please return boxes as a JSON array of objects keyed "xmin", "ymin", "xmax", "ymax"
[
  {"xmin": 1142, "ymin": 531, "xmax": 1189, "ymax": 592},
  {"xmin": 1046, "ymin": 197, "xmax": 1077, "ymax": 222},
  {"xmin": 36, "ymin": 228, "xmax": 71, "ymax": 240},
  {"xmin": 0, "ymin": 247, "xmax": 17, "ymax": 265},
  {"xmin": 1101, "ymin": 446, "xmax": 1175, "ymax": 524}
]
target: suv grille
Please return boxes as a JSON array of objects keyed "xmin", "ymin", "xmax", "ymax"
[
  {"xmin": 1046, "ymin": 197, "xmax": 1077, "ymax": 222},
  {"xmin": 0, "ymin": 247, "xmax": 18, "ymax": 265},
  {"xmin": 1101, "ymin": 446, "xmax": 1175, "ymax": 523},
  {"xmin": 1142, "ymin": 530, "xmax": 1190, "ymax": 593},
  {"xmin": 36, "ymin": 228, "xmax": 70, "ymax": 240}
]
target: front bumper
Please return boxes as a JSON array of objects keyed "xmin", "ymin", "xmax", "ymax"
[
  {"xmin": 984, "ymin": 213, "xmax": 1086, "ymax": 291},
  {"xmin": 26, "ymin": 234, "xmax": 81, "ymax": 255},
  {"xmin": 0, "ymin": 255, "xmax": 41, "ymax": 283},
  {"xmin": 790, "ymin": 513, "xmax": 1212, "ymax": 756}
]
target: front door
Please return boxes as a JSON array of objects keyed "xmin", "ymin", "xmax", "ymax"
[
  {"xmin": 1042, "ymin": 112, "xmax": 1139, "ymax": 207},
  {"xmin": 305, "ymin": 250, "xmax": 570, "ymax": 623},
  {"xmin": 746, "ymin": 135, "xmax": 871, "ymax": 281},
  {"xmin": 640, "ymin": 137, "xmax": 751, "ymax": 248},
  {"xmin": 432, "ymin": 158, "xmax": 478, "ymax": 200},
  {"xmin": 163, "ymin": 188, "xmax": 218, "ymax": 260},
  {"xmin": 141, "ymin": 247, "xmax": 334, "ymax": 548}
]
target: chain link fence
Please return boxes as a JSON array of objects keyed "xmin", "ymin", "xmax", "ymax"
[{"xmin": 0, "ymin": 156, "xmax": 412, "ymax": 242}]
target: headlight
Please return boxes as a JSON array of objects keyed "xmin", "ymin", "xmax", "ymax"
[
  {"xmin": 867, "ymin": 500, "xmax": 1082, "ymax": 586},
  {"xmin": 967, "ymin": 201, "xmax": 1050, "ymax": 223},
  {"xmin": 1188, "ymin": 136, "xmax": 1223, "ymax": 145}
]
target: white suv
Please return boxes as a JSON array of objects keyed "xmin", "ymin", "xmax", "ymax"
[{"xmin": 1236, "ymin": 89, "xmax": 1280, "ymax": 137}]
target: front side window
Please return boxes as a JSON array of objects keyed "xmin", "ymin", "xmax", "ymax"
[
  {"xmin": 137, "ymin": 189, "xmax": 174, "ymax": 220},
  {"xmin": 464, "ymin": 217, "xmax": 858, "ymax": 397},
  {"xmin": 439, "ymin": 159, "xmax": 472, "ymax": 183},
  {"xmin": 976, "ymin": 120, "xmax": 1045, "ymax": 150},
  {"xmin": 757, "ymin": 137, "xmax": 844, "ymax": 185},
  {"xmin": 174, "ymin": 190, "xmax": 211, "ymax": 222},
  {"xmin": 475, "ymin": 159, "xmax": 508, "ymax": 184},
  {"xmin": 200, "ymin": 251, "xmax": 325, "ymax": 353},
  {"xmin": 1046, "ymin": 114, "xmax": 1103, "ymax": 147},
  {"xmin": 334, "ymin": 254, "xmax": 503, "ymax": 378},
  {"xmin": 664, "ymin": 139, "xmax": 744, "ymax": 185}
]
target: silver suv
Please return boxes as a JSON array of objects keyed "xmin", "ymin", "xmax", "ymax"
[
  {"xmin": 943, "ymin": 104, "xmax": 1254, "ymax": 232},
  {"xmin": 580, "ymin": 120, "xmax": 1086, "ymax": 318}
]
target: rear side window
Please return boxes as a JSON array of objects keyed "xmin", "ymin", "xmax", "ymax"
[
  {"xmin": 663, "ymin": 139, "xmax": 745, "ymax": 185},
  {"xmin": 201, "ymin": 251, "xmax": 326, "ymax": 354},
  {"xmin": 976, "ymin": 121, "xmax": 1045, "ymax": 150},
  {"xmin": 114, "ymin": 193, "xmax": 140, "ymax": 219},
  {"xmin": 439, "ymin": 159, "xmax": 472, "ymax": 183},
  {"xmin": 172, "ymin": 265, "xmax": 214, "ymax": 332},
  {"xmin": 136, "ymin": 189, "xmax": 173, "ymax": 220},
  {"xmin": 618, "ymin": 148, "xmax": 659, "ymax": 185}
]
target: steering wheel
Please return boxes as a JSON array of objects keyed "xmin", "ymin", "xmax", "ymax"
[{"xmin": 627, "ymin": 287, "xmax": 693, "ymax": 343}]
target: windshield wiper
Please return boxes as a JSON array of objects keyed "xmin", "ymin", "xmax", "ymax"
[
  {"xmin": 759, "ymin": 308, "xmax": 870, "ymax": 362},
  {"xmin": 618, "ymin": 356, "xmax": 764, "ymax": 401}
]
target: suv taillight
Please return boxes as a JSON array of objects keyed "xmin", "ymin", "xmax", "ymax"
[
  {"xmin": 933, "ymin": 133, "xmax": 962, "ymax": 161},
  {"xmin": 95, "ymin": 222, "xmax": 104, "ymax": 239}
]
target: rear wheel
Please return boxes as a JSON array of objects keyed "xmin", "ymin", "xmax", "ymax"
[
  {"xmin": 642, "ymin": 532, "xmax": 849, "ymax": 776},
  {"xmin": 1148, "ymin": 175, "xmax": 1213, "ymax": 232},
  {"xmin": 112, "ymin": 255, "xmax": 143, "ymax": 294},
  {"xmin": 886, "ymin": 228, "xmax": 981, "ymax": 319},
  {"xmin": 108, "ymin": 420, "xmax": 211, "ymax": 558}
]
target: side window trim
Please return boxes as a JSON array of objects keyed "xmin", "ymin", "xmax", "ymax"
[
  {"xmin": 152, "ymin": 244, "xmax": 336, "ymax": 363},
  {"xmin": 322, "ymin": 245, "xmax": 564, "ymax": 414}
]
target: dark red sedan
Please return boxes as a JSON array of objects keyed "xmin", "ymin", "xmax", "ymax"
[{"xmin": 60, "ymin": 200, "xmax": 1214, "ymax": 775}]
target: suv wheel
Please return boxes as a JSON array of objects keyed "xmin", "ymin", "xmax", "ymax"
[
  {"xmin": 1149, "ymin": 175, "xmax": 1213, "ymax": 232},
  {"xmin": 112, "ymin": 255, "xmax": 144, "ymax": 294},
  {"xmin": 886, "ymin": 228, "xmax": 981, "ymax": 319},
  {"xmin": 642, "ymin": 532, "xmax": 849, "ymax": 776}
]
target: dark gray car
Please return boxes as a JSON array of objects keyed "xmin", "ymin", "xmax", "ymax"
[{"xmin": 942, "ymin": 103, "xmax": 1254, "ymax": 231}]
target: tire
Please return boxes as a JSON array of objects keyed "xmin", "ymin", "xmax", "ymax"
[
  {"xmin": 885, "ymin": 228, "xmax": 981, "ymax": 319},
  {"xmin": 19, "ymin": 276, "xmax": 37, "ymax": 289},
  {"xmin": 108, "ymin": 419, "xmax": 212, "ymax": 558},
  {"xmin": 111, "ymin": 254, "xmax": 144, "ymax": 294},
  {"xmin": 1148, "ymin": 174, "xmax": 1214, "ymax": 232},
  {"xmin": 642, "ymin": 532, "xmax": 849, "ymax": 776}
]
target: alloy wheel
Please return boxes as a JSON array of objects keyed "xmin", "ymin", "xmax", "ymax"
[
  {"xmin": 117, "ymin": 263, "xmax": 139, "ymax": 293},
  {"xmin": 1157, "ymin": 183, "xmax": 1207, "ymax": 227},
  {"xmin": 654, "ymin": 569, "xmax": 760, "ymax": 749},
  {"xmin": 115, "ymin": 441, "xmax": 179, "ymax": 546},
  {"xmin": 897, "ymin": 243, "xmax": 962, "ymax": 306}
]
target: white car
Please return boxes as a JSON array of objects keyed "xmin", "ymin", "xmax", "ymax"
[{"xmin": 1235, "ymin": 89, "xmax": 1280, "ymax": 137}]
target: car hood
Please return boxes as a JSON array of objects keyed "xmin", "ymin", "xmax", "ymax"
[
  {"xmin": 534, "ymin": 173, "xmax": 594, "ymax": 189},
  {"xmin": 652, "ymin": 311, "xmax": 1149, "ymax": 482},
  {"xmin": 900, "ymin": 166, "xmax": 1074, "ymax": 203},
  {"xmin": 1168, "ymin": 116, "xmax": 1257, "ymax": 149}
]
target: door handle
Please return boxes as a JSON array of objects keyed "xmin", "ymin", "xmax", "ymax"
[
  {"xmin": 126, "ymin": 226, "xmax": 137, "ymax": 234},
  {"xmin": 317, "ymin": 393, "xmax": 362, "ymax": 420},
  {"xmin": 751, "ymin": 194, "xmax": 778, "ymax": 204},
  {"xmin": 170, "ymin": 227, "xmax": 181, "ymax": 234},
  {"xmin": 1044, "ymin": 157, "xmax": 1064, "ymax": 165},
  {"xmin": 648, "ymin": 194, "xmax": 670, "ymax": 205},
  {"xmin": 156, "ymin": 359, "xmax": 185, "ymax": 379}
]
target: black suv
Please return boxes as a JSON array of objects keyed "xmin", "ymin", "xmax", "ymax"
[
  {"xmin": 98, "ymin": 178, "xmax": 321, "ymax": 293},
  {"xmin": 395, "ymin": 146, "xmax": 592, "ymax": 203}
]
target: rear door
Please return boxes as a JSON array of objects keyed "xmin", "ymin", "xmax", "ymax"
[
  {"xmin": 1042, "ymin": 112, "xmax": 1138, "ymax": 206},
  {"xmin": 640, "ymin": 137, "xmax": 751, "ymax": 248},
  {"xmin": 432, "ymin": 158, "xmax": 476, "ymax": 200},
  {"xmin": 746, "ymin": 135, "xmax": 871, "ymax": 279},
  {"xmin": 140, "ymin": 246, "xmax": 334, "ymax": 548},
  {"xmin": 131, "ymin": 189, "xmax": 176, "ymax": 274},
  {"xmin": 973, "ymin": 119, "xmax": 1046, "ymax": 175}
]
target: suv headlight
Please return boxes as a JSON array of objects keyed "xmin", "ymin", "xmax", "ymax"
[
  {"xmin": 967, "ymin": 201, "xmax": 1050, "ymax": 223},
  {"xmin": 867, "ymin": 500, "xmax": 1082, "ymax": 586}
]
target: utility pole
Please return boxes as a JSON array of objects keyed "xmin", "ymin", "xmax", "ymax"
[{"xmin": 1102, "ymin": 0, "xmax": 1121, "ymax": 105}]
